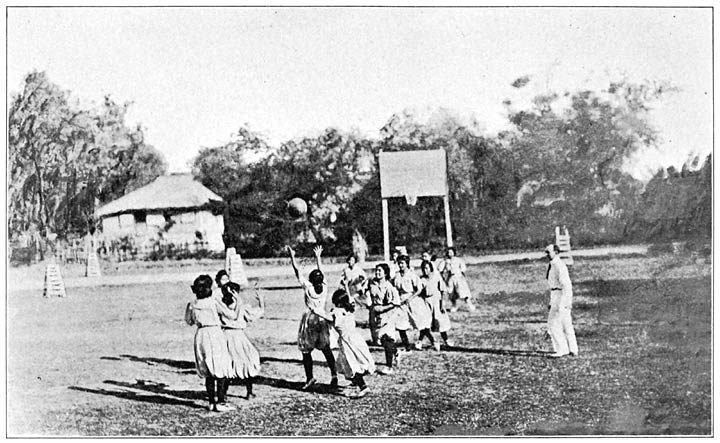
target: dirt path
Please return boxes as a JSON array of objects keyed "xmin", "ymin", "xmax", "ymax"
[{"xmin": 9, "ymin": 245, "xmax": 649, "ymax": 292}]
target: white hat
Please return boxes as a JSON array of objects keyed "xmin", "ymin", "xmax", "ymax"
[{"xmin": 544, "ymin": 244, "xmax": 555, "ymax": 253}]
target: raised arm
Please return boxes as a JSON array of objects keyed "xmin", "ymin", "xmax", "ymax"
[
  {"xmin": 215, "ymin": 297, "xmax": 239, "ymax": 321},
  {"xmin": 287, "ymin": 245, "xmax": 301, "ymax": 281},
  {"xmin": 243, "ymin": 289, "xmax": 265, "ymax": 322},
  {"xmin": 313, "ymin": 245, "xmax": 324, "ymax": 274}
]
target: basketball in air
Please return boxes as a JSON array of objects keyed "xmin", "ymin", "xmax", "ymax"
[{"xmin": 287, "ymin": 197, "xmax": 308, "ymax": 217}]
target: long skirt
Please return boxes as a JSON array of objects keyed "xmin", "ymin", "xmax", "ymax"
[
  {"xmin": 407, "ymin": 296, "xmax": 432, "ymax": 330},
  {"xmin": 424, "ymin": 295, "xmax": 452, "ymax": 333},
  {"xmin": 224, "ymin": 328, "xmax": 261, "ymax": 379},
  {"xmin": 447, "ymin": 275, "xmax": 472, "ymax": 301},
  {"xmin": 396, "ymin": 297, "xmax": 432, "ymax": 331},
  {"xmin": 297, "ymin": 310, "xmax": 331, "ymax": 353},
  {"xmin": 194, "ymin": 326, "xmax": 232, "ymax": 378},
  {"xmin": 373, "ymin": 310, "xmax": 398, "ymax": 340},
  {"xmin": 336, "ymin": 331, "xmax": 376, "ymax": 379}
]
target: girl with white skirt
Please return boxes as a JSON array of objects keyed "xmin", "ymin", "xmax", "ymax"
[
  {"xmin": 314, "ymin": 289, "xmax": 376, "ymax": 398},
  {"xmin": 185, "ymin": 274, "xmax": 237, "ymax": 412},
  {"xmin": 219, "ymin": 281, "xmax": 264, "ymax": 399}
]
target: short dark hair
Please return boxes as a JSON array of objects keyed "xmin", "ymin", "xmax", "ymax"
[
  {"xmin": 375, "ymin": 263, "xmax": 391, "ymax": 280},
  {"xmin": 309, "ymin": 269, "xmax": 324, "ymax": 285},
  {"xmin": 215, "ymin": 270, "xmax": 229, "ymax": 285},
  {"xmin": 220, "ymin": 281, "xmax": 241, "ymax": 306},
  {"xmin": 191, "ymin": 274, "xmax": 213, "ymax": 299},
  {"xmin": 346, "ymin": 255, "xmax": 358, "ymax": 264},
  {"xmin": 420, "ymin": 260, "xmax": 434, "ymax": 273},
  {"xmin": 332, "ymin": 288, "xmax": 355, "ymax": 313},
  {"xmin": 398, "ymin": 255, "xmax": 411, "ymax": 266},
  {"xmin": 221, "ymin": 281, "xmax": 241, "ymax": 298}
]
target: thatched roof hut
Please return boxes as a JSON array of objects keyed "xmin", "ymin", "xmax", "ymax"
[
  {"xmin": 96, "ymin": 174, "xmax": 223, "ymax": 218},
  {"xmin": 95, "ymin": 174, "xmax": 226, "ymax": 254}
]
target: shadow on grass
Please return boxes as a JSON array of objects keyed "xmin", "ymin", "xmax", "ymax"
[
  {"xmin": 101, "ymin": 355, "xmax": 196, "ymax": 373},
  {"xmin": 254, "ymin": 375, "xmax": 345, "ymax": 396},
  {"xmin": 69, "ymin": 382, "xmax": 205, "ymax": 409},
  {"xmin": 260, "ymin": 356, "xmax": 329, "ymax": 368},
  {"xmin": 104, "ymin": 379, "xmax": 206, "ymax": 401},
  {"xmin": 444, "ymin": 346, "xmax": 551, "ymax": 357}
]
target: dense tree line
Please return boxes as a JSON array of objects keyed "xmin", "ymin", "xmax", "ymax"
[
  {"xmin": 8, "ymin": 72, "xmax": 167, "ymax": 241},
  {"xmin": 192, "ymin": 78, "xmax": 711, "ymax": 257},
  {"xmin": 8, "ymin": 72, "xmax": 710, "ymax": 257}
]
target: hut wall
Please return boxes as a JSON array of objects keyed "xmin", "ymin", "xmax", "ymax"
[
  {"xmin": 163, "ymin": 210, "xmax": 224, "ymax": 252},
  {"xmin": 99, "ymin": 209, "xmax": 225, "ymax": 255}
]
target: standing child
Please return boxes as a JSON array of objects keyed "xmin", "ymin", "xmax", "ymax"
[
  {"xmin": 419, "ymin": 260, "xmax": 454, "ymax": 350},
  {"xmin": 340, "ymin": 254, "xmax": 367, "ymax": 305},
  {"xmin": 388, "ymin": 249, "xmax": 401, "ymax": 279},
  {"xmin": 438, "ymin": 247, "xmax": 476, "ymax": 312},
  {"xmin": 287, "ymin": 245, "xmax": 338, "ymax": 390},
  {"xmin": 219, "ymin": 281, "xmax": 264, "ymax": 400},
  {"xmin": 366, "ymin": 263, "xmax": 402, "ymax": 375},
  {"xmin": 214, "ymin": 270, "xmax": 230, "ymax": 296},
  {"xmin": 184, "ymin": 274, "xmax": 237, "ymax": 412},
  {"xmin": 340, "ymin": 255, "xmax": 373, "ymax": 344},
  {"xmin": 313, "ymin": 289, "xmax": 376, "ymax": 398},
  {"xmin": 392, "ymin": 255, "xmax": 432, "ymax": 351}
]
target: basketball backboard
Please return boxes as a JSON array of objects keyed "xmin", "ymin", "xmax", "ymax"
[{"xmin": 378, "ymin": 149, "xmax": 448, "ymax": 199}]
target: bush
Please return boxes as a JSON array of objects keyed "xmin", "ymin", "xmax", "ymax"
[{"xmin": 647, "ymin": 243, "xmax": 675, "ymax": 256}]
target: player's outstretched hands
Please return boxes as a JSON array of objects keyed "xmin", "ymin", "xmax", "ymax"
[
  {"xmin": 286, "ymin": 245, "xmax": 296, "ymax": 258},
  {"xmin": 313, "ymin": 245, "xmax": 323, "ymax": 258}
]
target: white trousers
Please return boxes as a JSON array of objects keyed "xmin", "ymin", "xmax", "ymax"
[{"xmin": 547, "ymin": 306, "xmax": 578, "ymax": 355}]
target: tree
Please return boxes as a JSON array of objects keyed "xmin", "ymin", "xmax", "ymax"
[
  {"xmin": 503, "ymin": 78, "xmax": 672, "ymax": 244},
  {"xmin": 376, "ymin": 108, "xmax": 519, "ymax": 249},
  {"xmin": 628, "ymin": 154, "xmax": 712, "ymax": 241},
  {"xmin": 192, "ymin": 127, "xmax": 378, "ymax": 256},
  {"xmin": 269, "ymin": 128, "xmax": 376, "ymax": 246},
  {"xmin": 8, "ymin": 72, "xmax": 167, "ymax": 240}
]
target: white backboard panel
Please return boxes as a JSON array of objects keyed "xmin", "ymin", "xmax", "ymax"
[{"xmin": 378, "ymin": 149, "xmax": 448, "ymax": 198}]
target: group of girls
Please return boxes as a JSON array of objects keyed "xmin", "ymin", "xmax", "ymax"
[
  {"xmin": 292, "ymin": 245, "xmax": 470, "ymax": 388},
  {"xmin": 185, "ymin": 245, "xmax": 475, "ymax": 406},
  {"xmin": 361, "ymin": 251, "xmax": 456, "ymax": 377},
  {"xmin": 184, "ymin": 270, "xmax": 264, "ymax": 412},
  {"xmin": 288, "ymin": 245, "xmax": 374, "ymax": 398}
]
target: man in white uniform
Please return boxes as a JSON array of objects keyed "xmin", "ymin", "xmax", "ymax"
[{"xmin": 544, "ymin": 244, "xmax": 578, "ymax": 358}]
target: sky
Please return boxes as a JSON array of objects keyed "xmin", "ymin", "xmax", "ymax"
[{"xmin": 6, "ymin": 6, "xmax": 713, "ymax": 180}]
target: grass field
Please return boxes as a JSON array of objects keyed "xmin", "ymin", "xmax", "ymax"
[{"xmin": 7, "ymin": 254, "xmax": 711, "ymax": 436}]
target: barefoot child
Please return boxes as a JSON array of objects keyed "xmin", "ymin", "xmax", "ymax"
[
  {"xmin": 419, "ymin": 260, "xmax": 454, "ymax": 349},
  {"xmin": 219, "ymin": 281, "xmax": 264, "ymax": 400},
  {"xmin": 313, "ymin": 289, "xmax": 376, "ymax": 398},
  {"xmin": 366, "ymin": 263, "xmax": 402, "ymax": 375},
  {"xmin": 185, "ymin": 275, "xmax": 237, "ymax": 412},
  {"xmin": 287, "ymin": 245, "xmax": 338, "ymax": 390}
]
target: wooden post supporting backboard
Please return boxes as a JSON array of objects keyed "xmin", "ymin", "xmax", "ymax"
[
  {"xmin": 379, "ymin": 149, "xmax": 452, "ymax": 260},
  {"xmin": 443, "ymin": 195, "xmax": 453, "ymax": 248},
  {"xmin": 382, "ymin": 199, "xmax": 390, "ymax": 262}
]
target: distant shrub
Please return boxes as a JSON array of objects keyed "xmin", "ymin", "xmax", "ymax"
[{"xmin": 647, "ymin": 243, "xmax": 674, "ymax": 256}]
